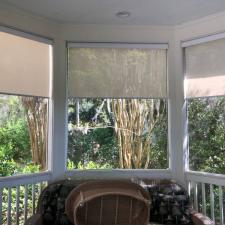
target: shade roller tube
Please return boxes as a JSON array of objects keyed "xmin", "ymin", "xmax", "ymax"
[
  {"xmin": 185, "ymin": 38, "xmax": 225, "ymax": 98},
  {"xmin": 68, "ymin": 47, "xmax": 167, "ymax": 98},
  {"xmin": 0, "ymin": 31, "xmax": 52, "ymax": 97}
]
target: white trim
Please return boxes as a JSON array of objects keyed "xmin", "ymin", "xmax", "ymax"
[
  {"xmin": 66, "ymin": 169, "xmax": 171, "ymax": 180},
  {"xmin": 47, "ymin": 45, "xmax": 53, "ymax": 173},
  {"xmin": 0, "ymin": 172, "xmax": 52, "ymax": 188},
  {"xmin": 68, "ymin": 42, "xmax": 168, "ymax": 49},
  {"xmin": 186, "ymin": 171, "xmax": 225, "ymax": 186},
  {"xmin": 64, "ymin": 42, "xmax": 69, "ymax": 173},
  {"xmin": 49, "ymin": 45, "xmax": 53, "ymax": 98},
  {"xmin": 47, "ymin": 99, "xmax": 53, "ymax": 172},
  {"xmin": 185, "ymin": 94, "xmax": 225, "ymax": 100},
  {"xmin": 0, "ymin": 25, "xmax": 53, "ymax": 45},
  {"xmin": 181, "ymin": 31, "xmax": 225, "ymax": 48}
]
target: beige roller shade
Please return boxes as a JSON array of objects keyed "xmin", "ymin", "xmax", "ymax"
[
  {"xmin": 0, "ymin": 31, "xmax": 52, "ymax": 97},
  {"xmin": 68, "ymin": 47, "xmax": 167, "ymax": 98},
  {"xmin": 185, "ymin": 38, "xmax": 225, "ymax": 98}
]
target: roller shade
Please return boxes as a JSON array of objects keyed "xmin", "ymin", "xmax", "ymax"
[
  {"xmin": 185, "ymin": 38, "xmax": 225, "ymax": 98},
  {"xmin": 68, "ymin": 47, "xmax": 167, "ymax": 98},
  {"xmin": 0, "ymin": 30, "xmax": 52, "ymax": 97}
]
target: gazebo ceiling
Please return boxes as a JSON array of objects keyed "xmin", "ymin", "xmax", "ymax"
[{"xmin": 2, "ymin": 0, "xmax": 225, "ymax": 26}]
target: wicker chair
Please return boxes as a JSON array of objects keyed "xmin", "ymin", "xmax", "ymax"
[{"xmin": 25, "ymin": 179, "xmax": 214, "ymax": 225}]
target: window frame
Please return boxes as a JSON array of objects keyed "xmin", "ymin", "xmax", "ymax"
[
  {"xmin": 0, "ymin": 26, "xmax": 53, "ymax": 179},
  {"xmin": 66, "ymin": 42, "xmax": 171, "ymax": 176},
  {"xmin": 182, "ymin": 32, "xmax": 225, "ymax": 176}
]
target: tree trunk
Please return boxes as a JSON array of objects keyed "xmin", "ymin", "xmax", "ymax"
[
  {"xmin": 21, "ymin": 97, "xmax": 48, "ymax": 170},
  {"xmin": 112, "ymin": 99, "xmax": 163, "ymax": 169}
]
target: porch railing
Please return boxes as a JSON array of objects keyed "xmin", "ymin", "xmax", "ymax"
[
  {"xmin": 187, "ymin": 171, "xmax": 225, "ymax": 225},
  {"xmin": 0, "ymin": 170, "xmax": 224, "ymax": 225},
  {"xmin": 0, "ymin": 172, "xmax": 51, "ymax": 225}
]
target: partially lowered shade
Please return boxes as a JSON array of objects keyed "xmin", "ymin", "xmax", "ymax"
[
  {"xmin": 0, "ymin": 31, "xmax": 51, "ymax": 97},
  {"xmin": 185, "ymin": 38, "xmax": 225, "ymax": 98},
  {"xmin": 68, "ymin": 47, "xmax": 167, "ymax": 98}
]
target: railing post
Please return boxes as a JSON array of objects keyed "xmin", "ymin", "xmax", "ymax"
[
  {"xmin": 210, "ymin": 184, "xmax": 215, "ymax": 222},
  {"xmin": 7, "ymin": 188, "xmax": 12, "ymax": 225},
  {"xmin": 201, "ymin": 183, "xmax": 206, "ymax": 216},
  {"xmin": 0, "ymin": 188, "xmax": 2, "ymax": 225},
  {"xmin": 192, "ymin": 182, "xmax": 198, "ymax": 211},
  {"xmin": 219, "ymin": 186, "xmax": 224, "ymax": 225},
  {"xmin": 16, "ymin": 186, "xmax": 20, "ymax": 225}
]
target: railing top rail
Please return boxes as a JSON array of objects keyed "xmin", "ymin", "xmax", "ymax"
[
  {"xmin": 66, "ymin": 168, "xmax": 172, "ymax": 180},
  {"xmin": 186, "ymin": 171, "xmax": 225, "ymax": 186},
  {"xmin": 0, "ymin": 171, "xmax": 52, "ymax": 188}
]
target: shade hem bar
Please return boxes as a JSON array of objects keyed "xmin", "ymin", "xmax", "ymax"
[{"xmin": 68, "ymin": 42, "xmax": 168, "ymax": 49}]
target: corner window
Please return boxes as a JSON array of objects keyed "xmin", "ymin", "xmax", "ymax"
[
  {"xmin": 67, "ymin": 44, "xmax": 168, "ymax": 169},
  {"xmin": 0, "ymin": 29, "xmax": 52, "ymax": 176},
  {"xmin": 184, "ymin": 38, "xmax": 225, "ymax": 174}
]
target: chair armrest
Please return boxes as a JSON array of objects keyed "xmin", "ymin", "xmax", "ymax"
[
  {"xmin": 24, "ymin": 214, "xmax": 43, "ymax": 225},
  {"xmin": 191, "ymin": 212, "xmax": 215, "ymax": 225}
]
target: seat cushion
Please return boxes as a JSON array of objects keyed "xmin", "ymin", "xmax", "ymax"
[{"xmin": 147, "ymin": 181, "xmax": 193, "ymax": 225}]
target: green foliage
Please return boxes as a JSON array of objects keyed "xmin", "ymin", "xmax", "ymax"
[
  {"xmin": 0, "ymin": 156, "xmax": 17, "ymax": 177},
  {"xmin": 0, "ymin": 95, "xmax": 37, "ymax": 177},
  {"xmin": 0, "ymin": 119, "xmax": 30, "ymax": 163},
  {"xmin": 67, "ymin": 158, "xmax": 112, "ymax": 169},
  {"xmin": 77, "ymin": 161, "xmax": 112, "ymax": 169},
  {"xmin": 188, "ymin": 97, "xmax": 225, "ymax": 174},
  {"xmin": 20, "ymin": 163, "xmax": 40, "ymax": 174},
  {"xmin": 149, "ymin": 113, "xmax": 168, "ymax": 169},
  {"xmin": 68, "ymin": 127, "xmax": 119, "ymax": 169},
  {"xmin": 0, "ymin": 118, "xmax": 32, "ymax": 176}
]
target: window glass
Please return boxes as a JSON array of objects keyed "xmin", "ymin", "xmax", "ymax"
[
  {"xmin": 188, "ymin": 97, "xmax": 225, "ymax": 173},
  {"xmin": 0, "ymin": 29, "xmax": 52, "ymax": 176},
  {"xmin": 0, "ymin": 94, "xmax": 49, "ymax": 176},
  {"xmin": 67, "ymin": 45, "xmax": 168, "ymax": 170},
  {"xmin": 67, "ymin": 98, "xmax": 168, "ymax": 169},
  {"xmin": 185, "ymin": 38, "xmax": 225, "ymax": 174}
]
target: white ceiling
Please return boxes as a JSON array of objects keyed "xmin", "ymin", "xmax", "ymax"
[{"xmin": 2, "ymin": 0, "xmax": 225, "ymax": 25}]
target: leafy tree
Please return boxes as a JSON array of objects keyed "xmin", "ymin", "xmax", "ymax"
[
  {"xmin": 68, "ymin": 98, "xmax": 119, "ymax": 168},
  {"xmin": 188, "ymin": 97, "xmax": 225, "ymax": 174},
  {"xmin": 0, "ymin": 95, "xmax": 41, "ymax": 176}
]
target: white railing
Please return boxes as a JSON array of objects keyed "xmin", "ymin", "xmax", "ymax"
[
  {"xmin": 0, "ymin": 169, "xmax": 172, "ymax": 225},
  {"xmin": 187, "ymin": 171, "xmax": 225, "ymax": 225},
  {"xmin": 0, "ymin": 172, "xmax": 51, "ymax": 225},
  {"xmin": 1, "ymin": 170, "xmax": 224, "ymax": 225}
]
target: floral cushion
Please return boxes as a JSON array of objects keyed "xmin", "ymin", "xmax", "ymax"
[
  {"xmin": 147, "ymin": 182, "xmax": 193, "ymax": 225},
  {"xmin": 40, "ymin": 179, "xmax": 81, "ymax": 225}
]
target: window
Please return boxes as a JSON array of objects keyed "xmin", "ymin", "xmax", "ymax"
[
  {"xmin": 184, "ymin": 38, "xmax": 225, "ymax": 174},
  {"xmin": 67, "ymin": 44, "xmax": 168, "ymax": 169},
  {"xmin": 0, "ymin": 28, "xmax": 52, "ymax": 176}
]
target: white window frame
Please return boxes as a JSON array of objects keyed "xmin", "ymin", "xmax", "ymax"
[
  {"xmin": 182, "ymin": 32, "xmax": 225, "ymax": 179},
  {"xmin": 66, "ymin": 42, "xmax": 171, "ymax": 180},
  {"xmin": 0, "ymin": 26, "xmax": 53, "ymax": 180}
]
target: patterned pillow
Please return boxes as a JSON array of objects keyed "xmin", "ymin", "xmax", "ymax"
[
  {"xmin": 41, "ymin": 179, "xmax": 80, "ymax": 225},
  {"xmin": 147, "ymin": 183, "xmax": 193, "ymax": 225}
]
